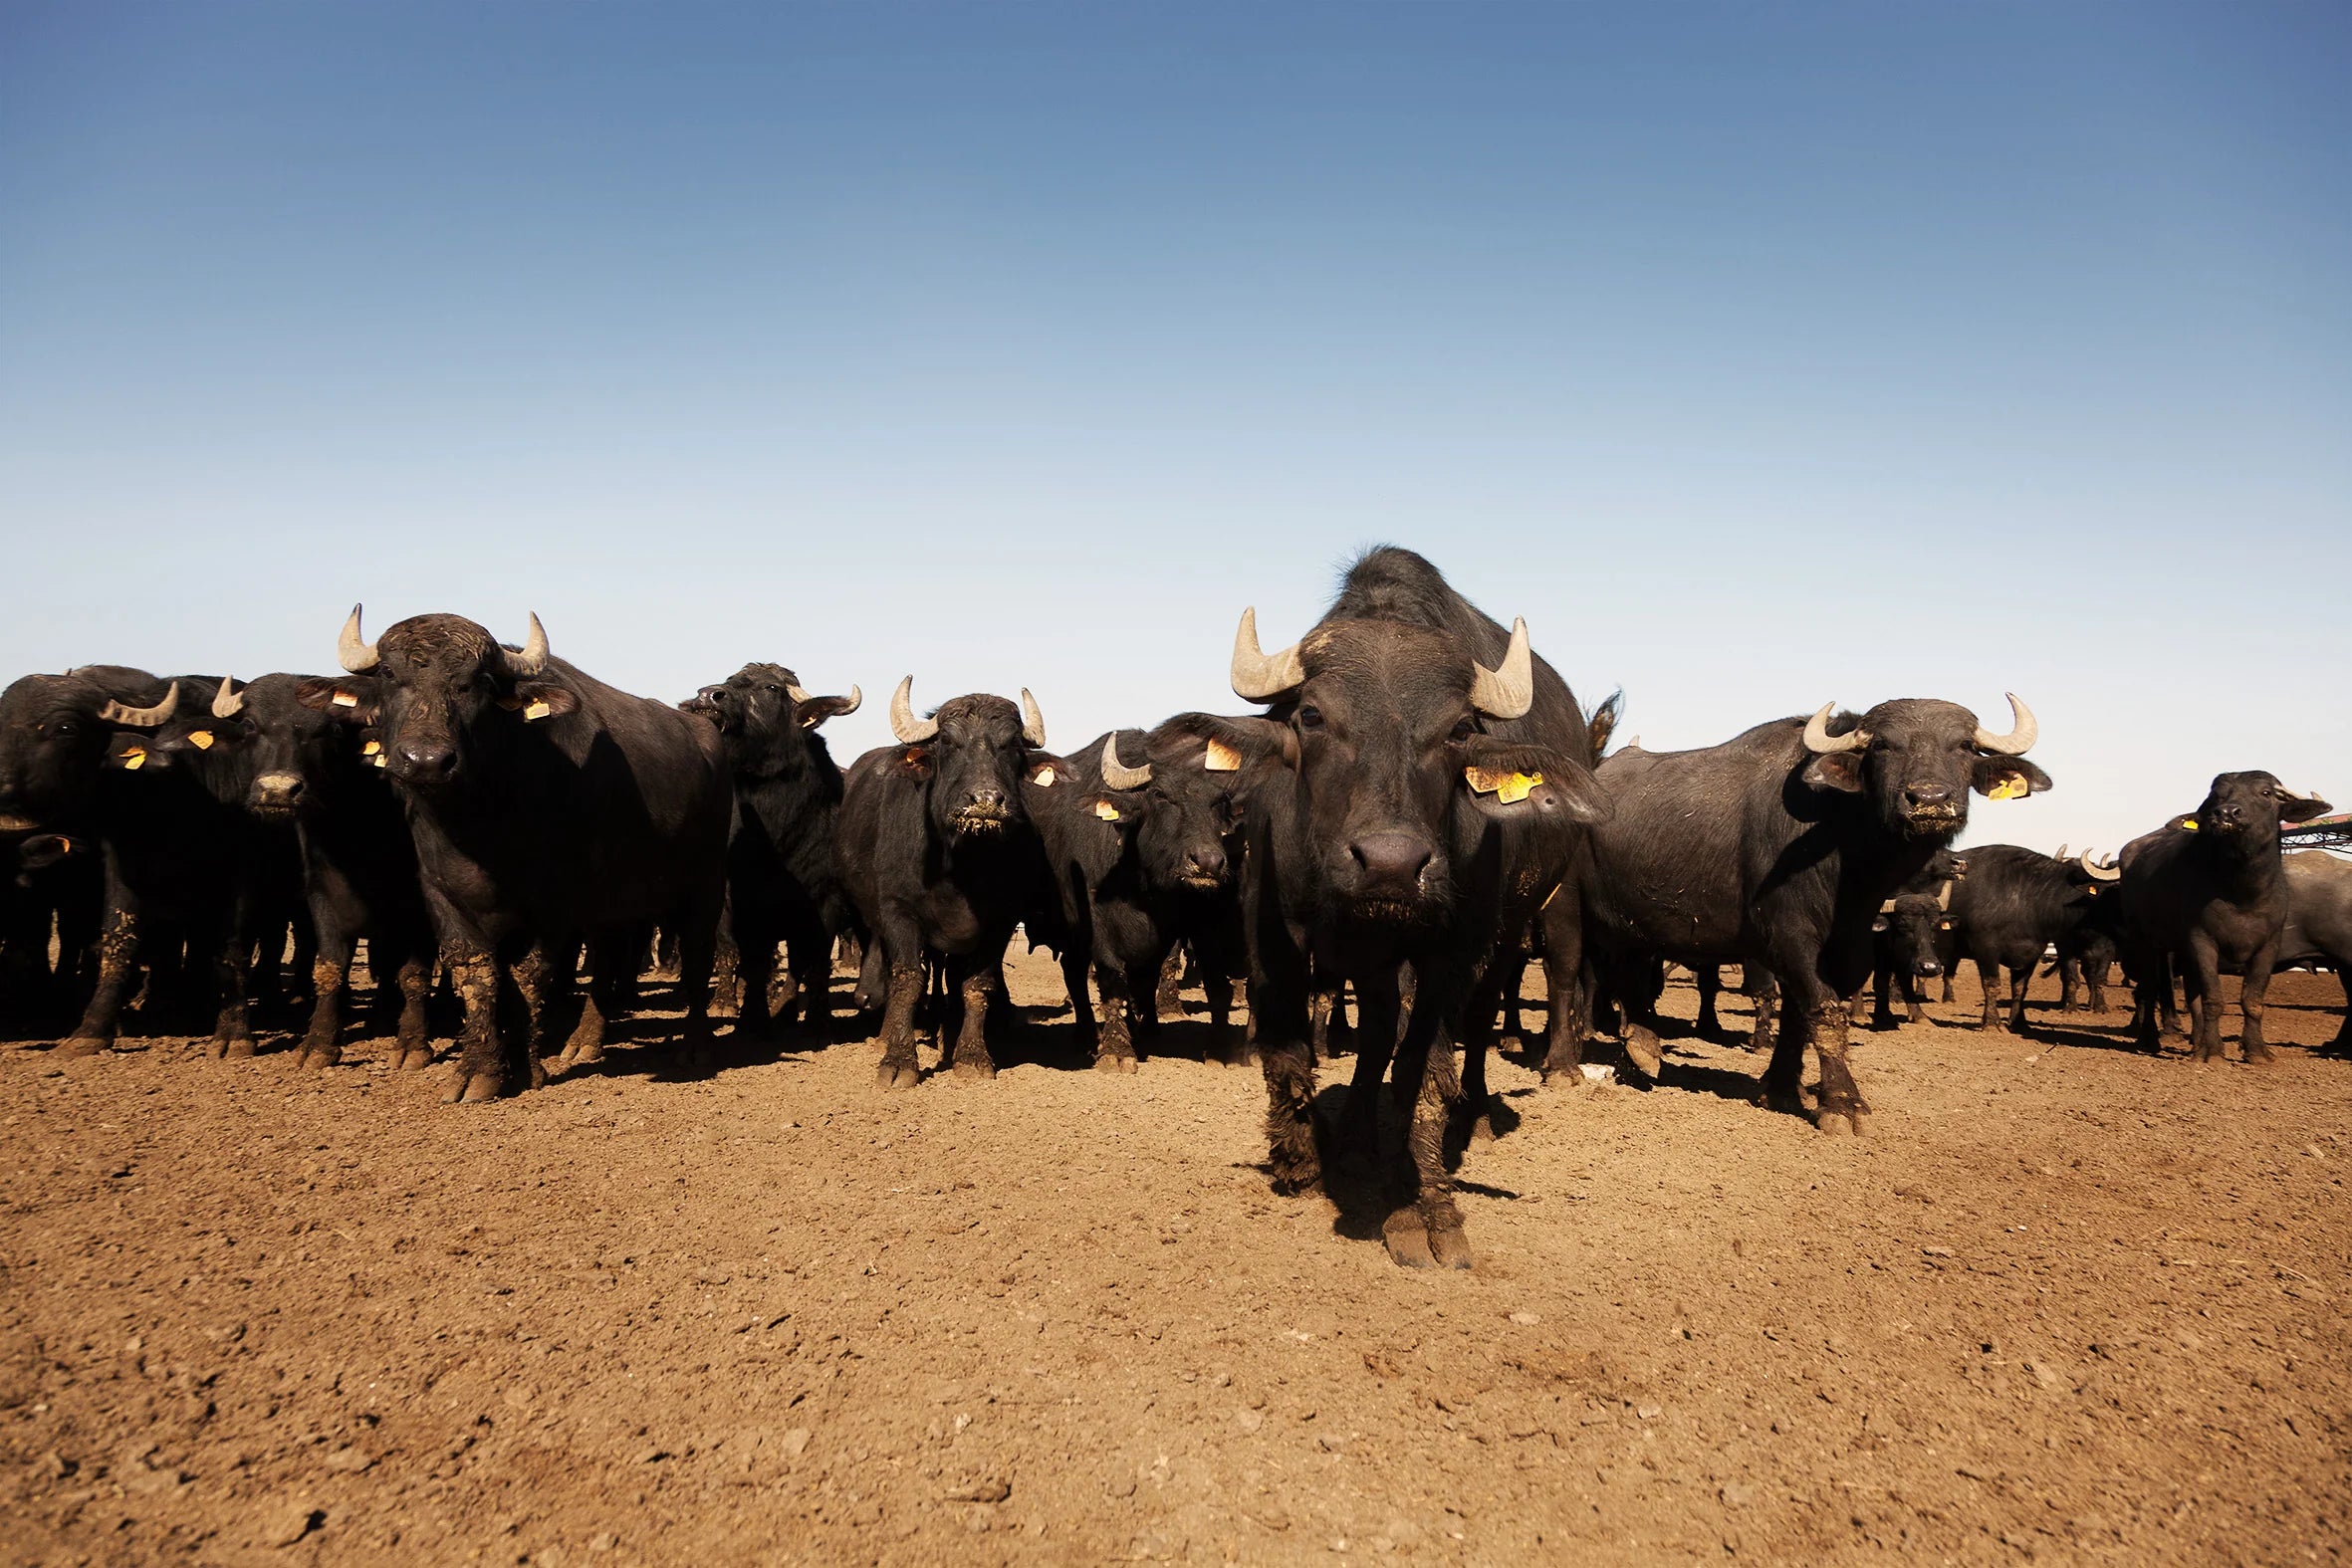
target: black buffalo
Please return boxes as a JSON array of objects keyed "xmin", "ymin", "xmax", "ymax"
[
  {"xmin": 1582, "ymin": 696, "xmax": 2051, "ymax": 1133},
  {"xmin": 0, "ymin": 823, "xmax": 101, "ymax": 1032},
  {"xmin": 152, "ymin": 674, "xmax": 437, "ymax": 1070},
  {"xmin": 0, "ymin": 668, "xmax": 301, "ymax": 1056},
  {"xmin": 1192, "ymin": 548, "xmax": 1610, "ymax": 1269},
  {"xmin": 1027, "ymin": 722, "xmax": 1253, "ymax": 1071},
  {"xmin": 320, "ymin": 607, "xmax": 731, "ymax": 1100},
  {"xmin": 1910, "ymin": 845, "xmax": 2118, "ymax": 1034},
  {"xmin": 837, "ymin": 678, "xmax": 1057, "ymax": 1088},
  {"xmin": 2118, "ymin": 774, "xmax": 2334, "ymax": 1062},
  {"xmin": 681, "ymin": 663, "xmax": 861, "ymax": 1037},
  {"xmin": 2279, "ymin": 852, "xmax": 2352, "ymax": 1051}
]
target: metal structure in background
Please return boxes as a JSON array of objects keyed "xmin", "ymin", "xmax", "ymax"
[{"xmin": 2283, "ymin": 813, "xmax": 2352, "ymax": 853}]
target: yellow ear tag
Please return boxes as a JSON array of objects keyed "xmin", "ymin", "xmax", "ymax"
[
  {"xmin": 1033, "ymin": 766, "xmax": 1057, "ymax": 787},
  {"xmin": 1466, "ymin": 766, "xmax": 1543, "ymax": 803},
  {"xmin": 331, "ymin": 691, "xmax": 358, "ymax": 708},
  {"xmin": 361, "ymin": 739, "xmax": 382, "ymax": 756},
  {"xmin": 1987, "ymin": 774, "xmax": 2028, "ymax": 800},
  {"xmin": 524, "ymin": 698, "xmax": 553, "ymax": 721},
  {"xmin": 1204, "ymin": 739, "xmax": 1243, "ymax": 773},
  {"xmin": 1094, "ymin": 800, "xmax": 1121, "ymax": 821},
  {"xmin": 186, "ymin": 730, "xmax": 213, "ymax": 750},
  {"xmin": 2180, "ymin": 817, "xmax": 2199, "ymax": 831},
  {"xmin": 368, "ymin": 753, "xmax": 388, "ymax": 769},
  {"xmin": 121, "ymin": 747, "xmax": 146, "ymax": 771}
]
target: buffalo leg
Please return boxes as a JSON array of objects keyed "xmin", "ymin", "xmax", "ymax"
[
  {"xmin": 732, "ymin": 926, "xmax": 778, "ymax": 1041},
  {"xmin": 2058, "ymin": 958, "xmax": 2082, "ymax": 1013},
  {"xmin": 2185, "ymin": 933, "xmax": 2227, "ymax": 1064},
  {"xmin": 875, "ymin": 960, "xmax": 924, "ymax": 1090},
  {"xmin": 298, "ymin": 935, "xmax": 353, "ymax": 1069},
  {"xmin": 443, "ymin": 948, "xmax": 505, "ymax": 1103},
  {"xmin": 2238, "ymin": 941, "xmax": 2280, "ymax": 1064},
  {"xmin": 1205, "ymin": 964, "xmax": 1251, "ymax": 1066},
  {"xmin": 1694, "ymin": 965, "xmax": 1728, "ymax": 1041},
  {"xmin": 1974, "ymin": 957, "xmax": 2003, "ymax": 1030},
  {"xmin": 946, "ymin": 952, "xmax": 1000, "ymax": 1079},
  {"xmin": 1091, "ymin": 960, "xmax": 1138, "ymax": 1073},
  {"xmin": 1807, "ymin": 999, "xmax": 1869, "ymax": 1135},
  {"xmin": 1384, "ymin": 989, "xmax": 1473, "ymax": 1270},
  {"xmin": 1058, "ymin": 943, "xmax": 1097, "ymax": 1056},
  {"xmin": 1155, "ymin": 946, "xmax": 1186, "ymax": 1022},
  {"xmin": 59, "ymin": 909, "xmax": 142, "ymax": 1057},
  {"xmin": 509, "ymin": 941, "xmax": 561, "ymax": 1092},
  {"xmin": 203, "ymin": 909, "xmax": 256, "ymax": 1059},
  {"xmin": 2007, "ymin": 965, "xmax": 2031, "ymax": 1034},
  {"xmin": 391, "ymin": 949, "xmax": 434, "ymax": 1069},
  {"xmin": 1333, "ymin": 969, "xmax": 1403, "ymax": 1167}
]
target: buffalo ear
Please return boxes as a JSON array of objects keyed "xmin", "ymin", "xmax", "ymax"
[
  {"xmin": 1156, "ymin": 713, "xmax": 1295, "ymax": 772},
  {"xmin": 797, "ymin": 694, "xmax": 859, "ymax": 730},
  {"xmin": 297, "ymin": 677, "xmax": 378, "ymax": 724},
  {"xmin": 1026, "ymin": 757, "xmax": 1061, "ymax": 787},
  {"xmin": 1802, "ymin": 754, "xmax": 1865, "ymax": 794},
  {"xmin": 104, "ymin": 734, "xmax": 160, "ymax": 771},
  {"xmin": 16, "ymin": 833, "xmax": 77, "ymax": 871},
  {"xmin": 896, "ymin": 746, "xmax": 933, "ymax": 780},
  {"xmin": 2280, "ymin": 791, "xmax": 2334, "ymax": 824},
  {"xmin": 1871, "ymin": 915, "xmax": 1889, "ymax": 933},
  {"xmin": 1973, "ymin": 757, "xmax": 2052, "ymax": 800},
  {"xmin": 1458, "ymin": 741, "xmax": 1612, "ymax": 824},
  {"xmin": 512, "ymin": 683, "xmax": 578, "ymax": 723},
  {"xmin": 1529, "ymin": 757, "xmax": 1612, "ymax": 825}
]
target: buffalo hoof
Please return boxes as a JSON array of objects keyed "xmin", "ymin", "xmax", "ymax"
[
  {"xmin": 1382, "ymin": 1212, "xmax": 1438, "ymax": 1269},
  {"xmin": 56, "ymin": 1036, "xmax": 110, "ymax": 1058},
  {"xmin": 1468, "ymin": 1113, "xmax": 1498, "ymax": 1144},
  {"xmin": 1428, "ymin": 1225, "xmax": 1475, "ymax": 1270},
  {"xmin": 951, "ymin": 1057, "xmax": 997, "ymax": 1080},
  {"xmin": 214, "ymin": 1036, "xmax": 257, "ymax": 1060},
  {"xmin": 1093, "ymin": 1052, "xmax": 1138, "ymax": 1074},
  {"xmin": 1623, "ymin": 1024, "xmax": 1662, "ymax": 1077},
  {"xmin": 875, "ymin": 1061, "xmax": 919, "ymax": 1091},
  {"xmin": 299, "ymin": 1046, "xmax": 340, "ymax": 1070},
  {"xmin": 444, "ymin": 1069, "xmax": 503, "ymax": 1104},
  {"xmin": 394, "ymin": 1046, "xmax": 434, "ymax": 1071},
  {"xmin": 2242, "ymin": 1040, "xmax": 2277, "ymax": 1066}
]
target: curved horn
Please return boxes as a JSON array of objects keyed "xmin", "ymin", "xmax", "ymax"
[
  {"xmin": 888, "ymin": 676, "xmax": 937, "ymax": 745},
  {"xmin": 503, "ymin": 612, "xmax": 551, "ymax": 678},
  {"xmin": 1468, "ymin": 617, "xmax": 1534, "ymax": 721},
  {"xmin": 338, "ymin": 603, "xmax": 378, "ymax": 673},
  {"xmin": 1937, "ymin": 879, "xmax": 1955, "ymax": 910},
  {"xmin": 1972, "ymin": 692, "xmax": 2037, "ymax": 756},
  {"xmin": 1099, "ymin": 734, "xmax": 1152, "ymax": 790},
  {"xmin": 785, "ymin": 679, "xmax": 813, "ymax": 703},
  {"xmin": 211, "ymin": 677, "xmax": 245, "ymax": 719},
  {"xmin": 1230, "ymin": 606, "xmax": 1306, "ymax": 703},
  {"xmin": 834, "ymin": 684, "xmax": 861, "ymax": 716},
  {"xmin": 2079, "ymin": 849, "xmax": 2121, "ymax": 882},
  {"xmin": 98, "ymin": 682, "xmax": 179, "ymax": 729},
  {"xmin": 1802, "ymin": 703, "xmax": 1867, "ymax": 755},
  {"xmin": 2053, "ymin": 843, "xmax": 2069, "ymax": 862},
  {"xmin": 1020, "ymin": 689, "xmax": 1047, "ymax": 749}
]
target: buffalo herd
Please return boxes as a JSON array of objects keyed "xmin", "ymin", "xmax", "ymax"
[{"xmin": 0, "ymin": 548, "xmax": 2341, "ymax": 1268}]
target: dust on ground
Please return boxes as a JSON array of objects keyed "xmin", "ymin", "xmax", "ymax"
[{"xmin": 2, "ymin": 959, "xmax": 2346, "ymax": 1566}]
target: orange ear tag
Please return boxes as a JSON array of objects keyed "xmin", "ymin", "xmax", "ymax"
[
  {"xmin": 1466, "ymin": 766, "xmax": 1543, "ymax": 804},
  {"xmin": 524, "ymin": 698, "xmax": 553, "ymax": 721},
  {"xmin": 362, "ymin": 740, "xmax": 382, "ymax": 756},
  {"xmin": 121, "ymin": 747, "xmax": 146, "ymax": 771},
  {"xmin": 186, "ymin": 730, "xmax": 214, "ymax": 750},
  {"xmin": 331, "ymin": 691, "xmax": 358, "ymax": 708},
  {"xmin": 1094, "ymin": 800, "xmax": 1121, "ymax": 820},
  {"xmin": 1204, "ymin": 739, "xmax": 1243, "ymax": 773}
]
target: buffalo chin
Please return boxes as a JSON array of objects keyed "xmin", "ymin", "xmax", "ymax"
[
  {"xmin": 1902, "ymin": 809, "xmax": 1964, "ymax": 839},
  {"xmin": 950, "ymin": 813, "xmax": 1013, "ymax": 837}
]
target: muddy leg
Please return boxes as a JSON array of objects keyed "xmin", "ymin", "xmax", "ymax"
[
  {"xmin": 298, "ymin": 945, "xmax": 351, "ymax": 1069},
  {"xmin": 948, "ymin": 956, "xmax": 1001, "ymax": 1079},
  {"xmin": 393, "ymin": 952, "xmax": 434, "ymax": 1069},
  {"xmin": 1384, "ymin": 1002, "xmax": 1472, "ymax": 1269},
  {"xmin": 1758, "ymin": 971, "xmax": 1808, "ymax": 1118},
  {"xmin": 1092, "ymin": 962, "xmax": 1139, "ymax": 1074},
  {"xmin": 1155, "ymin": 946, "xmax": 1186, "ymax": 1021},
  {"xmin": 1809, "ymin": 1000, "xmax": 1870, "ymax": 1136},
  {"xmin": 59, "ymin": 910, "xmax": 141, "ymax": 1056},
  {"xmin": 876, "ymin": 961, "xmax": 923, "ymax": 1089},
  {"xmin": 442, "ymin": 949, "xmax": 505, "ymax": 1103},
  {"xmin": 731, "ymin": 929, "xmax": 777, "ymax": 1042},
  {"xmin": 509, "ymin": 942, "xmax": 561, "ymax": 1092}
]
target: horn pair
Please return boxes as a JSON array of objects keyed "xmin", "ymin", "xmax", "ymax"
[
  {"xmin": 1230, "ymin": 608, "xmax": 1535, "ymax": 720},
  {"xmin": 890, "ymin": 678, "xmax": 1046, "ymax": 749},
  {"xmin": 338, "ymin": 605, "xmax": 549, "ymax": 677},
  {"xmin": 1803, "ymin": 693, "xmax": 2037, "ymax": 756},
  {"xmin": 2078, "ymin": 849, "xmax": 2120, "ymax": 883}
]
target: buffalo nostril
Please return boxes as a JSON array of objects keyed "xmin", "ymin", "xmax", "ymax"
[
  {"xmin": 400, "ymin": 746, "xmax": 455, "ymax": 778},
  {"xmin": 968, "ymin": 788, "xmax": 1005, "ymax": 812},
  {"xmin": 1906, "ymin": 784, "xmax": 1953, "ymax": 806},
  {"xmin": 1349, "ymin": 833, "xmax": 1434, "ymax": 890},
  {"xmin": 1190, "ymin": 850, "xmax": 1227, "ymax": 879},
  {"xmin": 1919, "ymin": 962, "xmax": 1944, "ymax": 978}
]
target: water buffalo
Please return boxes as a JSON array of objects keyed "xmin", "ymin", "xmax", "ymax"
[
  {"xmin": 681, "ymin": 663, "xmax": 861, "ymax": 1037},
  {"xmin": 2117, "ymin": 775, "xmax": 2336, "ymax": 1061},
  {"xmin": 2279, "ymin": 852, "xmax": 2352, "ymax": 1050},
  {"xmin": 837, "ymin": 678, "xmax": 1057, "ymax": 1089},
  {"xmin": 1189, "ymin": 548, "xmax": 1610, "ymax": 1269},
  {"xmin": 0, "ymin": 668, "xmax": 301, "ymax": 1056},
  {"xmin": 1933, "ymin": 845, "xmax": 2118, "ymax": 1034},
  {"xmin": 1582, "ymin": 696, "xmax": 2052, "ymax": 1133},
  {"xmin": 152, "ymin": 674, "xmax": 436, "ymax": 1070},
  {"xmin": 322, "ymin": 607, "xmax": 730, "ymax": 1100}
]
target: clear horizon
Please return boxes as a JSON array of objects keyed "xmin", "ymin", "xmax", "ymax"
[{"xmin": 3, "ymin": 3, "xmax": 2345, "ymax": 853}]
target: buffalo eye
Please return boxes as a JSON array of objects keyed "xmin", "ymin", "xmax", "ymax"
[
  {"xmin": 1296, "ymin": 706, "xmax": 1323, "ymax": 731},
  {"xmin": 1449, "ymin": 717, "xmax": 1475, "ymax": 744},
  {"xmin": 51, "ymin": 720, "xmax": 80, "ymax": 738}
]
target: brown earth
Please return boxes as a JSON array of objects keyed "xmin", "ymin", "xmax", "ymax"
[{"xmin": 2, "ymin": 958, "xmax": 2347, "ymax": 1567}]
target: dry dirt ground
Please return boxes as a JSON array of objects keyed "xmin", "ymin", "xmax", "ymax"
[{"xmin": 2, "ymin": 957, "xmax": 2348, "ymax": 1567}]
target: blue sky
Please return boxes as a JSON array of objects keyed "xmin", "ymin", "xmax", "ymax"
[{"xmin": 2, "ymin": 3, "xmax": 2345, "ymax": 850}]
